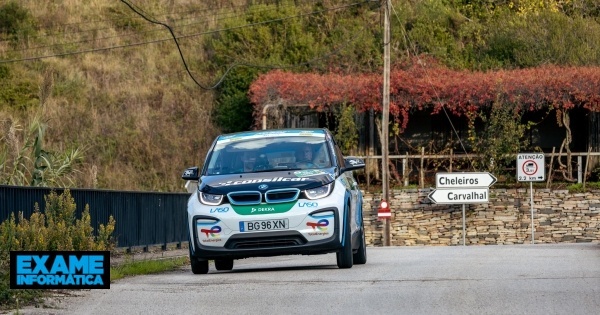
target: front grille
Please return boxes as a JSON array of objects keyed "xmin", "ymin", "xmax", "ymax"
[
  {"xmin": 226, "ymin": 235, "xmax": 307, "ymax": 249},
  {"xmin": 227, "ymin": 191, "xmax": 261, "ymax": 205},
  {"xmin": 265, "ymin": 188, "xmax": 300, "ymax": 203},
  {"xmin": 227, "ymin": 188, "xmax": 300, "ymax": 205}
]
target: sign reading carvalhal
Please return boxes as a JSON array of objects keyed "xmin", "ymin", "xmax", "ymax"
[
  {"xmin": 427, "ymin": 172, "xmax": 497, "ymax": 246},
  {"xmin": 428, "ymin": 172, "xmax": 497, "ymax": 204}
]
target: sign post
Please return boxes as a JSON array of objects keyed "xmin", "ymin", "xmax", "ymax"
[
  {"xmin": 517, "ymin": 153, "xmax": 545, "ymax": 244},
  {"xmin": 462, "ymin": 204, "xmax": 466, "ymax": 246},
  {"xmin": 428, "ymin": 172, "xmax": 497, "ymax": 245}
]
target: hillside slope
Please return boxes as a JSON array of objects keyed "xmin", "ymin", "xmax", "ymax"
[{"xmin": 0, "ymin": 0, "xmax": 223, "ymax": 191}]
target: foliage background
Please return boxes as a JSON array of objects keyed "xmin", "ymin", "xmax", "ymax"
[
  {"xmin": 0, "ymin": 189, "xmax": 115, "ymax": 309},
  {"xmin": 0, "ymin": 0, "xmax": 599, "ymax": 191}
]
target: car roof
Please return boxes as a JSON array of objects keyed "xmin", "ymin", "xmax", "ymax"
[{"xmin": 216, "ymin": 128, "xmax": 329, "ymax": 143}]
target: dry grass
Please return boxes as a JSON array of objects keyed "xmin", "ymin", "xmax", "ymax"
[{"xmin": 0, "ymin": 0, "xmax": 225, "ymax": 191}]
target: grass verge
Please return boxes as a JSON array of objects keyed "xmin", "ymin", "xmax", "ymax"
[{"xmin": 110, "ymin": 256, "xmax": 190, "ymax": 282}]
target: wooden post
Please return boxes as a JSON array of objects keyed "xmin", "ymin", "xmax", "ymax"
[
  {"xmin": 403, "ymin": 152, "xmax": 409, "ymax": 187},
  {"xmin": 449, "ymin": 148, "xmax": 453, "ymax": 172},
  {"xmin": 546, "ymin": 147, "xmax": 555, "ymax": 189},
  {"xmin": 382, "ymin": 0, "xmax": 391, "ymax": 247},
  {"xmin": 420, "ymin": 147, "xmax": 425, "ymax": 188},
  {"xmin": 584, "ymin": 146, "xmax": 592, "ymax": 190}
]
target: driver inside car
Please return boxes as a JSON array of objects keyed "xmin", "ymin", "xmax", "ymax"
[
  {"xmin": 296, "ymin": 145, "xmax": 315, "ymax": 168},
  {"xmin": 231, "ymin": 151, "xmax": 256, "ymax": 173}
]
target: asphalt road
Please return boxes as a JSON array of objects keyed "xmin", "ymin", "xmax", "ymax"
[{"xmin": 13, "ymin": 243, "xmax": 600, "ymax": 315}]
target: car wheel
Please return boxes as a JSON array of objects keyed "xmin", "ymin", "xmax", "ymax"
[
  {"xmin": 190, "ymin": 257, "xmax": 209, "ymax": 274},
  {"xmin": 214, "ymin": 259, "xmax": 234, "ymax": 271},
  {"xmin": 336, "ymin": 203, "xmax": 353, "ymax": 269},
  {"xmin": 353, "ymin": 228, "xmax": 367, "ymax": 265},
  {"xmin": 189, "ymin": 244, "xmax": 209, "ymax": 274}
]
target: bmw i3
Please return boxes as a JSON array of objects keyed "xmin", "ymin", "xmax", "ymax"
[{"xmin": 181, "ymin": 128, "xmax": 366, "ymax": 274}]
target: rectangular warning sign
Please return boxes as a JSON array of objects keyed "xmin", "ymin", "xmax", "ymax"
[{"xmin": 517, "ymin": 153, "xmax": 545, "ymax": 182}]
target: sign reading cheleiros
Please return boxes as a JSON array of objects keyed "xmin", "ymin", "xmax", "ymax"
[
  {"xmin": 428, "ymin": 172, "xmax": 497, "ymax": 204},
  {"xmin": 10, "ymin": 251, "xmax": 110, "ymax": 289},
  {"xmin": 435, "ymin": 172, "xmax": 497, "ymax": 189},
  {"xmin": 427, "ymin": 172, "xmax": 497, "ymax": 246}
]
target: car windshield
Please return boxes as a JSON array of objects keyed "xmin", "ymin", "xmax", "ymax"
[{"xmin": 205, "ymin": 134, "xmax": 332, "ymax": 175}]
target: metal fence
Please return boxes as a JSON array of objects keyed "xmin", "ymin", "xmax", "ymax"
[
  {"xmin": 0, "ymin": 185, "xmax": 190, "ymax": 250},
  {"xmin": 2, "ymin": 151, "xmax": 598, "ymax": 249}
]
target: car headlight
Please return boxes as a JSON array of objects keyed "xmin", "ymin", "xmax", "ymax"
[
  {"xmin": 304, "ymin": 182, "xmax": 333, "ymax": 200},
  {"xmin": 198, "ymin": 192, "xmax": 223, "ymax": 205}
]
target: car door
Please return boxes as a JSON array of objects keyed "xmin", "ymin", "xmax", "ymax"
[
  {"xmin": 345, "ymin": 172, "xmax": 362, "ymax": 232},
  {"xmin": 332, "ymin": 142, "xmax": 360, "ymax": 232}
]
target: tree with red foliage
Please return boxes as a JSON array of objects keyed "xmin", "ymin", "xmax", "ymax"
[
  {"xmin": 249, "ymin": 57, "xmax": 600, "ymax": 131},
  {"xmin": 249, "ymin": 57, "xmax": 600, "ymax": 178}
]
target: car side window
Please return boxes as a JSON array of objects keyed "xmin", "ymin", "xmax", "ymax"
[{"xmin": 333, "ymin": 144, "xmax": 346, "ymax": 171}]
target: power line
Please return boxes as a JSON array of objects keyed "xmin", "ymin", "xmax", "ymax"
[
  {"xmin": 1, "ymin": 0, "xmax": 375, "ymax": 92},
  {"xmin": 6, "ymin": 3, "xmax": 301, "ymax": 53},
  {"xmin": 1, "ymin": 0, "xmax": 325, "ymax": 45},
  {"xmin": 120, "ymin": 0, "xmax": 219, "ymax": 89},
  {"xmin": 0, "ymin": 2, "xmax": 365, "ymax": 64},
  {"xmin": 119, "ymin": 0, "xmax": 374, "ymax": 90}
]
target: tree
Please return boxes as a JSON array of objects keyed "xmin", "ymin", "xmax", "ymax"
[
  {"xmin": 334, "ymin": 104, "xmax": 359, "ymax": 154},
  {"xmin": 214, "ymin": 67, "xmax": 258, "ymax": 133},
  {"xmin": 467, "ymin": 100, "xmax": 533, "ymax": 175}
]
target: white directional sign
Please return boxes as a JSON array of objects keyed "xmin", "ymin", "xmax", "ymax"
[
  {"xmin": 517, "ymin": 153, "xmax": 545, "ymax": 182},
  {"xmin": 429, "ymin": 171, "xmax": 497, "ymax": 245},
  {"xmin": 436, "ymin": 172, "xmax": 497, "ymax": 189},
  {"xmin": 428, "ymin": 188, "xmax": 489, "ymax": 204},
  {"xmin": 429, "ymin": 172, "xmax": 496, "ymax": 205}
]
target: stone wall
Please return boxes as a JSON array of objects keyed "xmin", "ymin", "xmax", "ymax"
[{"xmin": 362, "ymin": 188, "xmax": 600, "ymax": 246}]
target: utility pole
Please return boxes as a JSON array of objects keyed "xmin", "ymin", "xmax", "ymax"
[{"xmin": 382, "ymin": 0, "xmax": 391, "ymax": 246}]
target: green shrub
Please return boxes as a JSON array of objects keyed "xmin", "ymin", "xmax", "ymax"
[
  {"xmin": 334, "ymin": 104, "xmax": 359, "ymax": 155},
  {"xmin": 567, "ymin": 182, "xmax": 600, "ymax": 193},
  {"xmin": 0, "ymin": 189, "xmax": 115, "ymax": 310},
  {"xmin": 0, "ymin": 113, "xmax": 85, "ymax": 187},
  {"xmin": 590, "ymin": 166, "xmax": 600, "ymax": 182},
  {"xmin": 0, "ymin": 1, "xmax": 36, "ymax": 43}
]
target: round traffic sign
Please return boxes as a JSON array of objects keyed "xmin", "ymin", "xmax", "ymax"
[{"xmin": 522, "ymin": 160, "xmax": 538, "ymax": 175}]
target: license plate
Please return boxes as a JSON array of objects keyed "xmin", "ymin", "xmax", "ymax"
[{"xmin": 239, "ymin": 219, "xmax": 289, "ymax": 232}]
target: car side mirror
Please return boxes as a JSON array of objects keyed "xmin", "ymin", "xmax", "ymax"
[
  {"xmin": 341, "ymin": 157, "xmax": 365, "ymax": 173},
  {"xmin": 182, "ymin": 167, "xmax": 200, "ymax": 180}
]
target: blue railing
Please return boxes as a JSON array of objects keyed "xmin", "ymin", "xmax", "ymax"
[{"xmin": 0, "ymin": 185, "xmax": 190, "ymax": 250}]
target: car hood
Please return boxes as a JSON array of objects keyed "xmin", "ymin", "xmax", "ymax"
[{"xmin": 199, "ymin": 169, "xmax": 336, "ymax": 195}]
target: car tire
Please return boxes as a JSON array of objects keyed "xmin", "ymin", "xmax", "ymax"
[
  {"xmin": 336, "ymin": 203, "xmax": 354, "ymax": 269},
  {"xmin": 214, "ymin": 259, "xmax": 234, "ymax": 271},
  {"xmin": 189, "ymin": 244, "xmax": 209, "ymax": 274},
  {"xmin": 190, "ymin": 257, "xmax": 209, "ymax": 274},
  {"xmin": 353, "ymin": 228, "xmax": 367, "ymax": 265}
]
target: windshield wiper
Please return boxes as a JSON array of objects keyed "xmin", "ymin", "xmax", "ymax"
[{"xmin": 250, "ymin": 169, "xmax": 281, "ymax": 173}]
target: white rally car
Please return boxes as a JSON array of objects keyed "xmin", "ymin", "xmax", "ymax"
[{"xmin": 182, "ymin": 128, "xmax": 366, "ymax": 274}]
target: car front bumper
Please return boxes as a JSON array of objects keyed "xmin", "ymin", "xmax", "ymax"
[{"xmin": 188, "ymin": 206, "xmax": 342, "ymax": 260}]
